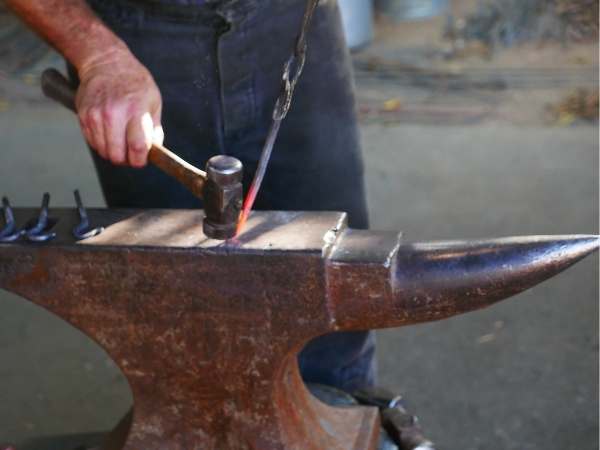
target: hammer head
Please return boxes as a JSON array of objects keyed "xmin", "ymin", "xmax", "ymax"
[{"xmin": 203, "ymin": 155, "xmax": 243, "ymax": 240}]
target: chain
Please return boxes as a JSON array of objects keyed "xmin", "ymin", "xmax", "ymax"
[
  {"xmin": 272, "ymin": 0, "xmax": 320, "ymax": 121},
  {"xmin": 237, "ymin": 0, "xmax": 321, "ymax": 233}
]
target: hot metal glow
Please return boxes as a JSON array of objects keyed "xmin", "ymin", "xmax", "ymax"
[
  {"xmin": 236, "ymin": 119, "xmax": 282, "ymax": 236},
  {"xmin": 236, "ymin": 184, "xmax": 257, "ymax": 235}
]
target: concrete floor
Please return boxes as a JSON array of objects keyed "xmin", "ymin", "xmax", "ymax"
[{"xmin": 0, "ymin": 96, "xmax": 598, "ymax": 449}]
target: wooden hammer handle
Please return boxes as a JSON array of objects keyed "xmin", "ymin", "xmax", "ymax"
[
  {"xmin": 41, "ymin": 68, "xmax": 207, "ymax": 198},
  {"xmin": 147, "ymin": 143, "xmax": 206, "ymax": 199},
  {"xmin": 41, "ymin": 68, "xmax": 78, "ymax": 112}
]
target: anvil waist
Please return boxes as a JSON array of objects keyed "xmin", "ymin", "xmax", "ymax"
[{"xmin": 76, "ymin": 0, "xmax": 374, "ymax": 390}]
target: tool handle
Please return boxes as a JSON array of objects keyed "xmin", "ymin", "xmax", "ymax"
[
  {"xmin": 40, "ymin": 68, "xmax": 207, "ymax": 197},
  {"xmin": 148, "ymin": 143, "xmax": 206, "ymax": 198},
  {"xmin": 41, "ymin": 68, "xmax": 77, "ymax": 112}
]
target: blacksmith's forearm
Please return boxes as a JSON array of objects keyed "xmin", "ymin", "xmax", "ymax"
[{"xmin": 5, "ymin": 0, "xmax": 130, "ymax": 73}]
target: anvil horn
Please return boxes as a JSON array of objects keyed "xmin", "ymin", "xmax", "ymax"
[{"xmin": 327, "ymin": 232, "xmax": 599, "ymax": 331}]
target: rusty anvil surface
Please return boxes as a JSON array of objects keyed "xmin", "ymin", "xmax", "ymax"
[{"xmin": 0, "ymin": 208, "xmax": 597, "ymax": 450}]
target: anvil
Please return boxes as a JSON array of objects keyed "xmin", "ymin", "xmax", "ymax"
[{"xmin": 0, "ymin": 208, "xmax": 597, "ymax": 450}]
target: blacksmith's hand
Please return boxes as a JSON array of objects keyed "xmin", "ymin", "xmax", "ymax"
[{"xmin": 76, "ymin": 48, "xmax": 163, "ymax": 168}]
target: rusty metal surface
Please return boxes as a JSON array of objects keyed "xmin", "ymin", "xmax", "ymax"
[{"xmin": 0, "ymin": 209, "xmax": 597, "ymax": 450}]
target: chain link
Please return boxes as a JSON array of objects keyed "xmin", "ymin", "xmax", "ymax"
[{"xmin": 272, "ymin": 0, "xmax": 319, "ymax": 121}]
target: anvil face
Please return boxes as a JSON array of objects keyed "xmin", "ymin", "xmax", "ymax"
[
  {"xmin": 0, "ymin": 209, "xmax": 597, "ymax": 450},
  {"xmin": 83, "ymin": 209, "xmax": 347, "ymax": 250}
]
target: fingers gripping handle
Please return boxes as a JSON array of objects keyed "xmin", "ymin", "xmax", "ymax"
[{"xmin": 40, "ymin": 69, "xmax": 207, "ymax": 198}]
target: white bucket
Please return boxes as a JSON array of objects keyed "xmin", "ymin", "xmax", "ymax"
[
  {"xmin": 338, "ymin": 0, "xmax": 374, "ymax": 50},
  {"xmin": 376, "ymin": 0, "xmax": 449, "ymax": 21}
]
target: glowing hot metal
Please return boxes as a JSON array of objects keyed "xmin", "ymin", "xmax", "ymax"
[
  {"xmin": 237, "ymin": 0, "xmax": 319, "ymax": 235},
  {"xmin": 237, "ymin": 120, "xmax": 282, "ymax": 235}
]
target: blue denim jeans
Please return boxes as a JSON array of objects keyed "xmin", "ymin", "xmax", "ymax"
[{"xmin": 81, "ymin": 0, "xmax": 376, "ymax": 391}]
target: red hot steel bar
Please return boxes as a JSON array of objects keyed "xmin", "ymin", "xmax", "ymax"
[{"xmin": 0, "ymin": 208, "xmax": 597, "ymax": 450}]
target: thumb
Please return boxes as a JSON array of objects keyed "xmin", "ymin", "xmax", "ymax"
[
  {"xmin": 151, "ymin": 107, "xmax": 164, "ymax": 146},
  {"xmin": 153, "ymin": 124, "xmax": 165, "ymax": 147},
  {"xmin": 140, "ymin": 112, "xmax": 164, "ymax": 148}
]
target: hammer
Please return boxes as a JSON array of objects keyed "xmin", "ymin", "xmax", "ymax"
[{"xmin": 40, "ymin": 68, "xmax": 243, "ymax": 240}]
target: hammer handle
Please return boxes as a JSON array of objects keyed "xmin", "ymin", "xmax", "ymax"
[
  {"xmin": 41, "ymin": 68, "xmax": 207, "ymax": 198},
  {"xmin": 41, "ymin": 68, "xmax": 77, "ymax": 111}
]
